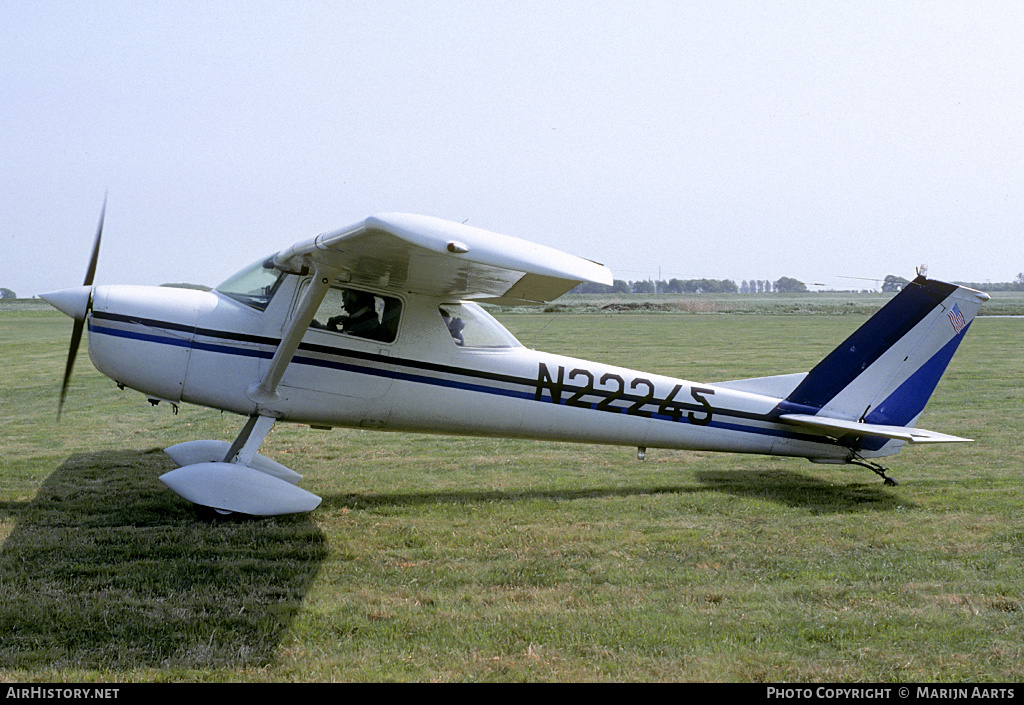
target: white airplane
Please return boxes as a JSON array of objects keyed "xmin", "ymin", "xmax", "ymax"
[{"xmin": 43, "ymin": 205, "xmax": 990, "ymax": 517}]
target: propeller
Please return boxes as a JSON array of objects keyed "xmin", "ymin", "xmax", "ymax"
[{"xmin": 56, "ymin": 198, "xmax": 106, "ymax": 419}]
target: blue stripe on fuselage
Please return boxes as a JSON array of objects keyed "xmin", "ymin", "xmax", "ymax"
[{"xmin": 87, "ymin": 316, "xmax": 835, "ymax": 448}]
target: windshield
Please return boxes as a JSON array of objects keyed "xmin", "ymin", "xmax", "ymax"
[
  {"xmin": 439, "ymin": 302, "xmax": 521, "ymax": 348},
  {"xmin": 215, "ymin": 258, "xmax": 284, "ymax": 310}
]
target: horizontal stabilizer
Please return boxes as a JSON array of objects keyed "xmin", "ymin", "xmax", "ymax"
[{"xmin": 780, "ymin": 413, "xmax": 971, "ymax": 444}]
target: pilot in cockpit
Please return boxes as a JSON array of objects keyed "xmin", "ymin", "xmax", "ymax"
[
  {"xmin": 310, "ymin": 287, "xmax": 399, "ymax": 342},
  {"xmin": 338, "ymin": 289, "xmax": 380, "ymax": 337}
]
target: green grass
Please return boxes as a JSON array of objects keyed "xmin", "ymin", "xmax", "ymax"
[{"xmin": 1, "ymin": 305, "xmax": 1022, "ymax": 681}]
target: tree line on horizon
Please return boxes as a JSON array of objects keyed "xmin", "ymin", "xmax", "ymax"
[
  {"xmin": 572, "ymin": 272, "xmax": 1024, "ymax": 295},
  {"xmin": 574, "ymin": 277, "xmax": 810, "ymax": 295}
]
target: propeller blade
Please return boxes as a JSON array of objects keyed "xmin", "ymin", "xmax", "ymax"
[
  {"xmin": 84, "ymin": 196, "xmax": 106, "ymax": 287},
  {"xmin": 57, "ymin": 198, "xmax": 106, "ymax": 420},
  {"xmin": 58, "ymin": 317, "xmax": 85, "ymax": 420}
]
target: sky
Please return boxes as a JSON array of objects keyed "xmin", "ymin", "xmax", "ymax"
[{"xmin": 3, "ymin": 1, "xmax": 1022, "ymax": 297}]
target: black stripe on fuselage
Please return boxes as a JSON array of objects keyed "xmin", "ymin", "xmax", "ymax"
[{"xmin": 89, "ymin": 311, "xmax": 837, "ymax": 446}]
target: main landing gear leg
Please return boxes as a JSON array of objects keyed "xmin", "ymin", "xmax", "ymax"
[{"xmin": 223, "ymin": 414, "xmax": 277, "ymax": 465}]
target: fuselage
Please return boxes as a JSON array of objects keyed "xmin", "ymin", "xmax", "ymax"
[
  {"xmin": 41, "ymin": 211, "xmax": 985, "ymax": 516},
  {"xmin": 82, "ymin": 272, "xmax": 852, "ymax": 464}
]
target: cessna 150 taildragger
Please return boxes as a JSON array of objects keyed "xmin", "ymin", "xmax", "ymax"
[{"xmin": 43, "ymin": 206, "xmax": 989, "ymax": 516}]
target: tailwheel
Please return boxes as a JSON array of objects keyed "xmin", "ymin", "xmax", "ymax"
[{"xmin": 850, "ymin": 458, "xmax": 898, "ymax": 486}]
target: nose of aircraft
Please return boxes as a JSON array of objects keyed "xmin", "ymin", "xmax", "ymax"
[{"xmin": 40, "ymin": 286, "xmax": 92, "ymax": 321}]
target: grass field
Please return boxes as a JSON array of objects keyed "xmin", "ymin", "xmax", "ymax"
[{"xmin": 1, "ymin": 299, "xmax": 1022, "ymax": 682}]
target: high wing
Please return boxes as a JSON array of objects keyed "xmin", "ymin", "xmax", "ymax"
[
  {"xmin": 272, "ymin": 213, "xmax": 614, "ymax": 305},
  {"xmin": 249, "ymin": 213, "xmax": 613, "ymax": 404}
]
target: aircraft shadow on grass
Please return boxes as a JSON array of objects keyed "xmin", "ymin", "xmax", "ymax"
[
  {"xmin": 692, "ymin": 467, "xmax": 914, "ymax": 512},
  {"xmin": 318, "ymin": 464, "xmax": 910, "ymax": 513},
  {"xmin": 0, "ymin": 451, "xmax": 906, "ymax": 671},
  {"xmin": 0, "ymin": 450, "xmax": 327, "ymax": 671}
]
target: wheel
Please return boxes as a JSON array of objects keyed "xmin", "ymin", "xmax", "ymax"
[{"xmin": 193, "ymin": 503, "xmax": 243, "ymax": 521}]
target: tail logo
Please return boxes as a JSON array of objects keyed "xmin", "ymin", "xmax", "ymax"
[{"xmin": 948, "ymin": 303, "xmax": 967, "ymax": 335}]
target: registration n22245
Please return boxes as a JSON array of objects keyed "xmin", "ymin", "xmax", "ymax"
[{"xmin": 534, "ymin": 363, "xmax": 716, "ymax": 425}]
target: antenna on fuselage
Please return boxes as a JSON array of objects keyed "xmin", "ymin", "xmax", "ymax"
[{"xmin": 531, "ymin": 310, "xmax": 562, "ymax": 350}]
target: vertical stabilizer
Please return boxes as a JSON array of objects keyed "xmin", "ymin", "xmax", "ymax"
[{"xmin": 777, "ymin": 277, "xmax": 988, "ymax": 437}]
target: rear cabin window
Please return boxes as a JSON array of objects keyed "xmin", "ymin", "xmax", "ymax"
[
  {"xmin": 439, "ymin": 302, "xmax": 521, "ymax": 348},
  {"xmin": 309, "ymin": 286, "xmax": 401, "ymax": 343}
]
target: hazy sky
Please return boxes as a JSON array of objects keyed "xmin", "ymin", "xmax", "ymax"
[{"xmin": 3, "ymin": 1, "xmax": 1022, "ymax": 297}]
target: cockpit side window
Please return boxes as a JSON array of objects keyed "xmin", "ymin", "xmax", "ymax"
[
  {"xmin": 309, "ymin": 286, "xmax": 401, "ymax": 343},
  {"xmin": 438, "ymin": 303, "xmax": 521, "ymax": 348},
  {"xmin": 215, "ymin": 258, "xmax": 285, "ymax": 311}
]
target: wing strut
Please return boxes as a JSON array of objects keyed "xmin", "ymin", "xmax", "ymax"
[{"xmin": 247, "ymin": 264, "xmax": 336, "ymax": 404}]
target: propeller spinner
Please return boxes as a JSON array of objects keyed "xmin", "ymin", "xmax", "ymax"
[{"xmin": 40, "ymin": 198, "xmax": 106, "ymax": 419}]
